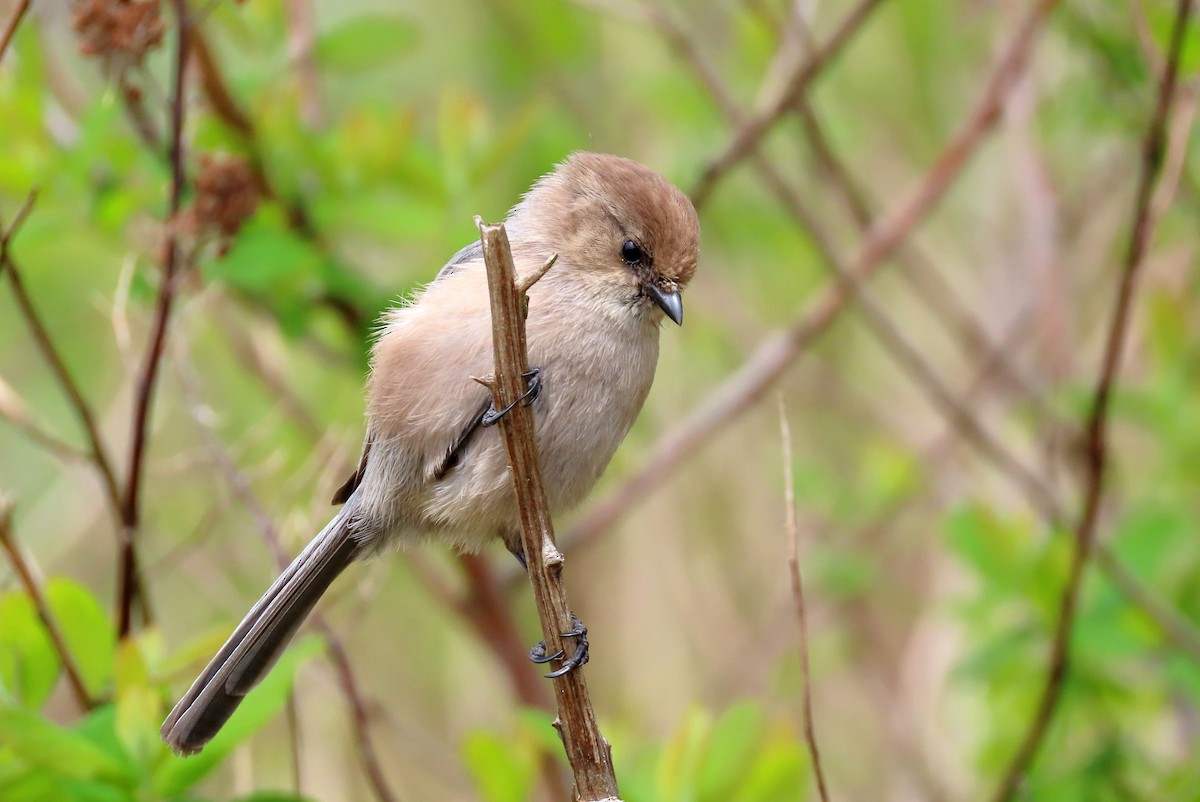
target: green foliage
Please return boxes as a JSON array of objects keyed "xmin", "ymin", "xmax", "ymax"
[
  {"xmin": 615, "ymin": 702, "xmax": 809, "ymax": 802},
  {"xmin": 0, "ymin": 580, "xmax": 318, "ymax": 802}
]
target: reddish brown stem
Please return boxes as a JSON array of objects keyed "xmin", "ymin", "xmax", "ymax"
[
  {"xmin": 116, "ymin": 0, "xmax": 191, "ymax": 638},
  {"xmin": 0, "ymin": 503, "xmax": 94, "ymax": 711},
  {"xmin": 690, "ymin": 0, "xmax": 885, "ymax": 207},
  {"xmin": 988, "ymin": 0, "xmax": 1192, "ymax": 798},
  {"xmin": 0, "ymin": 0, "xmax": 29, "ymax": 62}
]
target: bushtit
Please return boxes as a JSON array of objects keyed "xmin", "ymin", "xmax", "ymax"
[{"xmin": 161, "ymin": 152, "xmax": 700, "ymax": 755}]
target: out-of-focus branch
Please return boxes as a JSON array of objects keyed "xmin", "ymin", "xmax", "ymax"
[
  {"xmin": 690, "ymin": 0, "xmax": 885, "ymax": 207},
  {"xmin": 779, "ymin": 401, "xmax": 831, "ymax": 802},
  {"xmin": 643, "ymin": 0, "xmax": 1200, "ymax": 671},
  {"xmin": 0, "ymin": 0, "xmax": 29, "ymax": 61},
  {"xmin": 1, "ymin": 193, "xmax": 125, "ymax": 517},
  {"xmin": 557, "ymin": 0, "xmax": 1061, "ymax": 567},
  {"xmin": 283, "ymin": 0, "xmax": 323, "ymax": 127},
  {"xmin": 0, "ymin": 501, "xmax": 94, "ymax": 711},
  {"xmin": 989, "ymin": 0, "xmax": 1193, "ymax": 797},
  {"xmin": 117, "ymin": 0, "xmax": 192, "ymax": 638},
  {"xmin": 0, "ymin": 373, "xmax": 90, "ymax": 462},
  {"xmin": 475, "ymin": 218, "xmax": 621, "ymax": 800},
  {"xmin": 793, "ymin": 100, "xmax": 1037, "ymax": 402},
  {"xmin": 173, "ymin": 335, "xmax": 402, "ymax": 802}
]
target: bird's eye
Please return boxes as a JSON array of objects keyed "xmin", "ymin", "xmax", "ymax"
[{"xmin": 621, "ymin": 239, "xmax": 645, "ymax": 265}]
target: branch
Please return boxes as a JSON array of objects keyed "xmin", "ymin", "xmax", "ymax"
[
  {"xmin": 0, "ymin": 501, "xmax": 94, "ymax": 711},
  {"xmin": 172, "ymin": 336, "xmax": 401, "ymax": 802},
  {"xmin": 779, "ymin": 400, "xmax": 831, "ymax": 802},
  {"xmin": 559, "ymin": 0, "xmax": 1060, "ymax": 563},
  {"xmin": 117, "ymin": 0, "xmax": 191, "ymax": 638},
  {"xmin": 0, "ymin": 373, "xmax": 90, "ymax": 462},
  {"xmin": 988, "ymin": 0, "xmax": 1193, "ymax": 797},
  {"xmin": 1, "ymin": 192, "xmax": 125, "ymax": 516},
  {"xmin": 0, "ymin": 0, "xmax": 29, "ymax": 61},
  {"xmin": 320, "ymin": 628, "xmax": 401, "ymax": 802},
  {"xmin": 475, "ymin": 218, "xmax": 621, "ymax": 800},
  {"xmin": 792, "ymin": 100, "xmax": 1036, "ymax": 402},
  {"xmin": 690, "ymin": 0, "xmax": 886, "ymax": 207}
]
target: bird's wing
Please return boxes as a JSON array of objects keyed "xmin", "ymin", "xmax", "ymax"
[{"xmin": 333, "ymin": 245, "xmax": 497, "ymax": 504}]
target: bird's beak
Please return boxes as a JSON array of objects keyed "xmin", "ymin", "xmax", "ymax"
[{"xmin": 646, "ymin": 284, "xmax": 684, "ymax": 326}]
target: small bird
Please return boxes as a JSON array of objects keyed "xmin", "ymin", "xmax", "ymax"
[{"xmin": 161, "ymin": 152, "xmax": 700, "ymax": 755}]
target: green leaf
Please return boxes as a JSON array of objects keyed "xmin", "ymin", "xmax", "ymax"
[
  {"xmin": 0, "ymin": 592, "xmax": 58, "ymax": 708},
  {"xmin": 152, "ymin": 636, "xmax": 322, "ymax": 796},
  {"xmin": 462, "ymin": 729, "xmax": 534, "ymax": 802},
  {"xmin": 731, "ymin": 736, "xmax": 807, "ymax": 802},
  {"xmin": 656, "ymin": 706, "xmax": 711, "ymax": 801},
  {"xmin": 45, "ymin": 579, "xmax": 115, "ymax": 697},
  {"xmin": 206, "ymin": 211, "xmax": 321, "ymax": 296},
  {"xmin": 114, "ymin": 638, "xmax": 162, "ymax": 770},
  {"xmin": 232, "ymin": 793, "xmax": 318, "ymax": 802},
  {"xmin": 315, "ymin": 15, "xmax": 419, "ymax": 73},
  {"xmin": 0, "ymin": 707, "xmax": 128, "ymax": 783},
  {"xmin": 698, "ymin": 701, "xmax": 765, "ymax": 801}
]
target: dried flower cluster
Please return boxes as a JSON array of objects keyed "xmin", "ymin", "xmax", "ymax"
[
  {"xmin": 183, "ymin": 154, "xmax": 260, "ymax": 242},
  {"xmin": 72, "ymin": 0, "xmax": 165, "ymax": 61}
]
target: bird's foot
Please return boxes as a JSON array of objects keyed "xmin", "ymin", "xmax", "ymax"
[
  {"xmin": 529, "ymin": 615, "xmax": 589, "ymax": 679},
  {"xmin": 482, "ymin": 368, "xmax": 542, "ymax": 427}
]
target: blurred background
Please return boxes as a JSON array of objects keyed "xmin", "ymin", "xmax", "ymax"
[{"xmin": 1, "ymin": 0, "xmax": 1199, "ymax": 800}]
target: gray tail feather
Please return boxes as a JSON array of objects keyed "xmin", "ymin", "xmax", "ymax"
[{"xmin": 161, "ymin": 509, "xmax": 360, "ymax": 755}]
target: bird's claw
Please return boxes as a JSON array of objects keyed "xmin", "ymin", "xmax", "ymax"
[
  {"xmin": 529, "ymin": 615, "xmax": 589, "ymax": 679},
  {"xmin": 482, "ymin": 368, "xmax": 542, "ymax": 427}
]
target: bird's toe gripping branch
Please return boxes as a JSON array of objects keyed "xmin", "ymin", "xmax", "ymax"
[
  {"xmin": 482, "ymin": 368, "xmax": 542, "ymax": 427},
  {"xmin": 529, "ymin": 614, "xmax": 590, "ymax": 679}
]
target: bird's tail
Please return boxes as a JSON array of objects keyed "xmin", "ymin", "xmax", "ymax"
[{"xmin": 161, "ymin": 508, "xmax": 360, "ymax": 755}]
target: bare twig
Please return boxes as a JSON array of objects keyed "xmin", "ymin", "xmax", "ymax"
[
  {"xmin": 1, "ymin": 192, "xmax": 125, "ymax": 517},
  {"xmin": 0, "ymin": 373, "xmax": 90, "ymax": 462},
  {"xmin": 690, "ymin": 0, "xmax": 885, "ymax": 207},
  {"xmin": 561, "ymin": 0, "xmax": 1060, "ymax": 560},
  {"xmin": 321, "ymin": 629, "xmax": 402, "ymax": 802},
  {"xmin": 989, "ymin": 0, "xmax": 1193, "ymax": 798},
  {"xmin": 475, "ymin": 218, "xmax": 621, "ymax": 800},
  {"xmin": 651, "ymin": 0, "xmax": 1200, "ymax": 673},
  {"xmin": 793, "ymin": 100, "xmax": 1037, "ymax": 401},
  {"xmin": 283, "ymin": 0, "xmax": 323, "ymax": 126},
  {"xmin": 172, "ymin": 337, "xmax": 402, "ymax": 802},
  {"xmin": 779, "ymin": 400, "xmax": 831, "ymax": 802},
  {"xmin": 117, "ymin": 0, "xmax": 191, "ymax": 637},
  {"xmin": 0, "ymin": 501, "xmax": 94, "ymax": 711},
  {"xmin": 0, "ymin": 0, "xmax": 29, "ymax": 61}
]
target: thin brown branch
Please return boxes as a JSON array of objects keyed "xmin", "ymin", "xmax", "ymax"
[
  {"xmin": 117, "ymin": 0, "xmax": 191, "ymax": 638},
  {"xmin": 189, "ymin": 29, "xmax": 254, "ymax": 137},
  {"xmin": 1, "ymin": 192, "xmax": 125, "ymax": 516},
  {"xmin": 0, "ymin": 0, "xmax": 29, "ymax": 61},
  {"xmin": 320, "ymin": 626, "xmax": 401, "ymax": 802},
  {"xmin": 475, "ymin": 218, "xmax": 621, "ymax": 800},
  {"xmin": 0, "ymin": 373, "xmax": 90, "ymax": 462},
  {"xmin": 793, "ymin": 100, "xmax": 1037, "ymax": 402},
  {"xmin": 560, "ymin": 0, "xmax": 1060, "ymax": 562},
  {"xmin": 690, "ymin": 0, "xmax": 885, "ymax": 207},
  {"xmin": 0, "ymin": 501, "xmax": 94, "ymax": 711},
  {"xmin": 172, "ymin": 335, "xmax": 401, "ymax": 802},
  {"xmin": 456, "ymin": 554, "xmax": 554, "ymax": 711},
  {"xmin": 283, "ymin": 0, "xmax": 323, "ymax": 126},
  {"xmin": 989, "ymin": 0, "xmax": 1192, "ymax": 797},
  {"xmin": 779, "ymin": 400, "xmax": 831, "ymax": 802}
]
